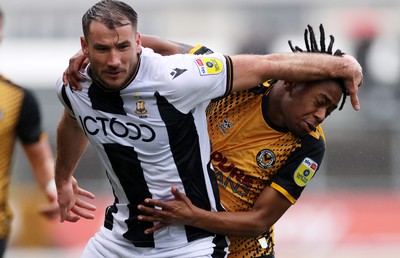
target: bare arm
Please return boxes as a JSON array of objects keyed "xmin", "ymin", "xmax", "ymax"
[
  {"xmin": 138, "ymin": 185, "xmax": 291, "ymax": 237},
  {"xmin": 231, "ymin": 52, "xmax": 363, "ymax": 110},
  {"xmin": 141, "ymin": 34, "xmax": 193, "ymax": 55},
  {"xmin": 22, "ymin": 136, "xmax": 60, "ymax": 219},
  {"xmin": 55, "ymin": 110, "xmax": 96, "ymax": 222},
  {"xmin": 22, "ymin": 136, "xmax": 54, "ymax": 194},
  {"xmin": 65, "ymin": 36, "xmax": 362, "ymax": 110}
]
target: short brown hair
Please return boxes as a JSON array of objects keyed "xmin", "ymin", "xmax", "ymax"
[{"xmin": 82, "ymin": 0, "xmax": 138, "ymax": 39}]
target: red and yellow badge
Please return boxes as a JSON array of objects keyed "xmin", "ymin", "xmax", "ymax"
[
  {"xmin": 293, "ymin": 157, "xmax": 318, "ymax": 187},
  {"xmin": 194, "ymin": 57, "xmax": 223, "ymax": 76}
]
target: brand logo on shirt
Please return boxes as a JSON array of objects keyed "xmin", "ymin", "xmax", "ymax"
[
  {"xmin": 211, "ymin": 151, "xmax": 253, "ymax": 197},
  {"xmin": 170, "ymin": 68, "xmax": 187, "ymax": 80},
  {"xmin": 217, "ymin": 118, "xmax": 232, "ymax": 135},
  {"xmin": 194, "ymin": 57, "xmax": 223, "ymax": 76},
  {"xmin": 78, "ymin": 115, "xmax": 156, "ymax": 142},
  {"xmin": 256, "ymin": 149, "xmax": 275, "ymax": 169},
  {"xmin": 293, "ymin": 157, "xmax": 318, "ymax": 187}
]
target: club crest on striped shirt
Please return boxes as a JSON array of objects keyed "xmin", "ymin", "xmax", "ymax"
[{"xmin": 134, "ymin": 94, "xmax": 148, "ymax": 118}]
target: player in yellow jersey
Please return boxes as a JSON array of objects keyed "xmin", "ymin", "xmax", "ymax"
[
  {"xmin": 0, "ymin": 6, "xmax": 58, "ymax": 257},
  {"xmin": 64, "ymin": 24, "xmax": 361, "ymax": 258}
]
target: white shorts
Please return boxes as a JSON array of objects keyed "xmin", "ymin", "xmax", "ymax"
[{"xmin": 81, "ymin": 226, "xmax": 227, "ymax": 258}]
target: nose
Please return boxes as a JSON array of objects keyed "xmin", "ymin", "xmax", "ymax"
[
  {"xmin": 314, "ymin": 108, "xmax": 327, "ymax": 124},
  {"xmin": 107, "ymin": 49, "xmax": 121, "ymax": 67}
]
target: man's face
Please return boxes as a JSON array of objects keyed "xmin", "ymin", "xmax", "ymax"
[
  {"xmin": 81, "ymin": 20, "xmax": 141, "ymax": 90},
  {"xmin": 281, "ymin": 80, "xmax": 343, "ymax": 136}
]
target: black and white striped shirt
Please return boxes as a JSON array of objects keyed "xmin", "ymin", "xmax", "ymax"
[{"xmin": 57, "ymin": 47, "xmax": 232, "ymax": 254}]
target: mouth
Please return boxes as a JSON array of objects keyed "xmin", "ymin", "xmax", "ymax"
[
  {"xmin": 105, "ymin": 70, "xmax": 122, "ymax": 76},
  {"xmin": 304, "ymin": 121, "xmax": 317, "ymax": 133}
]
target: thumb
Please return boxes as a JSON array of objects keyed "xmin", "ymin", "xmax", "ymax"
[{"xmin": 171, "ymin": 186, "xmax": 184, "ymax": 200}]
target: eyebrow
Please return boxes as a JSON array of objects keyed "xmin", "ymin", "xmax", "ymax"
[{"xmin": 320, "ymin": 93, "xmax": 338, "ymax": 110}]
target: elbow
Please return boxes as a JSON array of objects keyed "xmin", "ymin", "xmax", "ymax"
[{"xmin": 245, "ymin": 219, "xmax": 273, "ymax": 238}]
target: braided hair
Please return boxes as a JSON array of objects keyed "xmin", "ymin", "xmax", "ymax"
[{"xmin": 288, "ymin": 24, "xmax": 348, "ymax": 110}]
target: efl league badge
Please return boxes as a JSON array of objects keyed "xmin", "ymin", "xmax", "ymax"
[{"xmin": 294, "ymin": 157, "xmax": 318, "ymax": 187}]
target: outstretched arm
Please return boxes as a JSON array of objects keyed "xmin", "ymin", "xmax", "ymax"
[
  {"xmin": 230, "ymin": 52, "xmax": 362, "ymax": 110},
  {"xmin": 64, "ymin": 35, "xmax": 362, "ymax": 110},
  {"xmin": 55, "ymin": 110, "xmax": 96, "ymax": 222},
  {"xmin": 137, "ymin": 185, "xmax": 291, "ymax": 237},
  {"xmin": 141, "ymin": 34, "xmax": 193, "ymax": 55}
]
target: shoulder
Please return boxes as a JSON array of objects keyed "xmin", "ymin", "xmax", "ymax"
[{"xmin": 299, "ymin": 126, "xmax": 325, "ymax": 155}]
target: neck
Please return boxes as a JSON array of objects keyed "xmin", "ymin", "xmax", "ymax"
[{"xmin": 266, "ymin": 80, "xmax": 287, "ymax": 129}]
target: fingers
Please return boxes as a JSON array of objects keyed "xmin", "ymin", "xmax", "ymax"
[
  {"xmin": 171, "ymin": 186, "xmax": 186, "ymax": 201},
  {"xmin": 349, "ymin": 90, "xmax": 360, "ymax": 111},
  {"xmin": 342, "ymin": 54, "xmax": 363, "ymax": 111},
  {"xmin": 77, "ymin": 187, "xmax": 95, "ymax": 199},
  {"xmin": 64, "ymin": 212, "xmax": 81, "ymax": 223},
  {"xmin": 76, "ymin": 198, "xmax": 96, "ymax": 211},
  {"xmin": 69, "ymin": 198, "xmax": 96, "ymax": 220},
  {"xmin": 143, "ymin": 198, "xmax": 170, "ymax": 209},
  {"xmin": 59, "ymin": 204, "xmax": 70, "ymax": 222},
  {"xmin": 71, "ymin": 205, "xmax": 95, "ymax": 220},
  {"xmin": 137, "ymin": 205, "xmax": 168, "ymax": 219},
  {"xmin": 144, "ymin": 223, "xmax": 168, "ymax": 235}
]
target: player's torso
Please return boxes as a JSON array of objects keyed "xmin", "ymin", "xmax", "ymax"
[
  {"xmin": 58, "ymin": 49, "xmax": 232, "ymax": 250},
  {"xmin": 0, "ymin": 76, "xmax": 24, "ymax": 238},
  {"xmin": 208, "ymin": 88, "xmax": 301, "ymax": 258},
  {"xmin": 208, "ymin": 88, "xmax": 301, "ymax": 212}
]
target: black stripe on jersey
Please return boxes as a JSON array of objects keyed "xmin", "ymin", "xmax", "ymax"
[
  {"xmin": 61, "ymin": 86, "xmax": 75, "ymax": 116},
  {"xmin": 155, "ymin": 91, "xmax": 215, "ymax": 241},
  {"xmin": 211, "ymin": 55, "xmax": 234, "ymax": 102},
  {"xmin": 211, "ymin": 234, "xmax": 229, "ymax": 258},
  {"xmin": 224, "ymin": 55, "xmax": 233, "ymax": 97},
  {"xmin": 88, "ymin": 82, "xmax": 126, "ymax": 115},
  {"xmin": 103, "ymin": 143, "xmax": 155, "ymax": 247}
]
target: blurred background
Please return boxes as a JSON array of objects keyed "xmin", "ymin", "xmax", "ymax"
[{"xmin": 1, "ymin": 0, "xmax": 400, "ymax": 257}]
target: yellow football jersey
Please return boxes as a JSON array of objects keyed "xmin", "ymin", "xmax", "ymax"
[
  {"xmin": 207, "ymin": 81, "xmax": 325, "ymax": 257},
  {"xmin": 0, "ymin": 75, "xmax": 43, "ymax": 239}
]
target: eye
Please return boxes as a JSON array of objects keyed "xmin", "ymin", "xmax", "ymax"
[
  {"xmin": 315, "ymin": 100, "xmax": 324, "ymax": 107},
  {"xmin": 326, "ymin": 106, "xmax": 337, "ymax": 117},
  {"xmin": 118, "ymin": 43, "xmax": 131, "ymax": 50},
  {"xmin": 94, "ymin": 46, "xmax": 109, "ymax": 52}
]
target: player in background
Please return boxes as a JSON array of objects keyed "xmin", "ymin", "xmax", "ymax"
[{"xmin": 1, "ymin": 6, "xmax": 64, "ymax": 257}]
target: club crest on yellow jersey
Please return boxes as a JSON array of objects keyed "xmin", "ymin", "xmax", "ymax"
[
  {"xmin": 294, "ymin": 157, "xmax": 317, "ymax": 187},
  {"xmin": 256, "ymin": 149, "xmax": 275, "ymax": 169},
  {"xmin": 194, "ymin": 57, "xmax": 223, "ymax": 76}
]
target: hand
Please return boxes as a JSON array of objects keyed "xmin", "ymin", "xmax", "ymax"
[
  {"xmin": 38, "ymin": 198, "xmax": 60, "ymax": 220},
  {"xmin": 342, "ymin": 54, "xmax": 363, "ymax": 111},
  {"xmin": 137, "ymin": 186, "xmax": 198, "ymax": 234},
  {"xmin": 62, "ymin": 49, "xmax": 89, "ymax": 91},
  {"xmin": 56, "ymin": 177, "xmax": 96, "ymax": 223}
]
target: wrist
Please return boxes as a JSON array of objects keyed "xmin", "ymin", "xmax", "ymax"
[{"xmin": 45, "ymin": 179, "xmax": 56, "ymax": 193}]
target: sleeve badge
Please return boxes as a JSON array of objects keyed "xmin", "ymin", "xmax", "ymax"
[
  {"xmin": 293, "ymin": 157, "xmax": 318, "ymax": 187},
  {"xmin": 194, "ymin": 57, "xmax": 223, "ymax": 76}
]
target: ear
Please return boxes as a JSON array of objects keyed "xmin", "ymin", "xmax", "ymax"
[
  {"xmin": 136, "ymin": 31, "xmax": 142, "ymax": 54},
  {"xmin": 80, "ymin": 36, "xmax": 89, "ymax": 56},
  {"xmin": 284, "ymin": 81, "xmax": 295, "ymax": 92}
]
